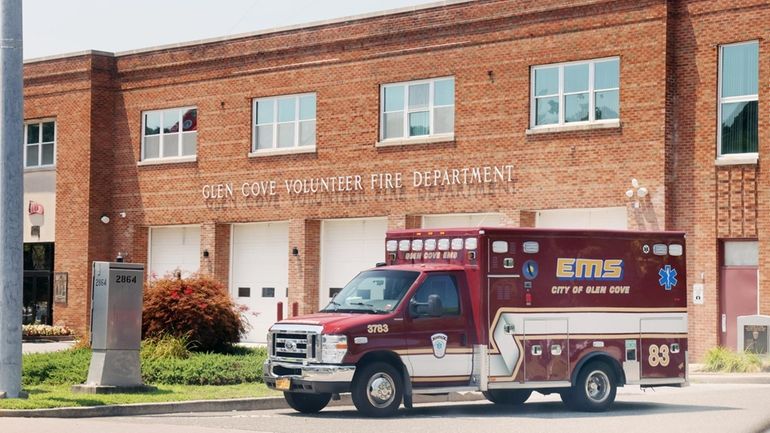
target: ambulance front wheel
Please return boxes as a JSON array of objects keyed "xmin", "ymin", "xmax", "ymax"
[
  {"xmin": 561, "ymin": 361, "xmax": 617, "ymax": 412},
  {"xmin": 351, "ymin": 362, "xmax": 404, "ymax": 417},
  {"xmin": 283, "ymin": 391, "xmax": 332, "ymax": 413},
  {"xmin": 483, "ymin": 389, "xmax": 532, "ymax": 405}
]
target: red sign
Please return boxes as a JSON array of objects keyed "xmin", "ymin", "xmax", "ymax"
[{"xmin": 28, "ymin": 201, "xmax": 44, "ymax": 215}]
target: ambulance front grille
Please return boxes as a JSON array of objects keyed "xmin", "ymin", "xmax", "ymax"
[{"xmin": 271, "ymin": 332, "xmax": 318, "ymax": 362}]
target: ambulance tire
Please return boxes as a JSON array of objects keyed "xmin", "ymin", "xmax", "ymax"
[
  {"xmin": 482, "ymin": 389, "xmax": 532, "ymax": 405},
  {"xmin": 283, "ymin": 391, "xmax": 332, "ymax": 413},
  {"xmin": 562, "ymin": 361, "xmax": 617, "ymax": 412},
  {"xmin": 351, "ymin": 362, "xmax": 403, "ymax": 417}
]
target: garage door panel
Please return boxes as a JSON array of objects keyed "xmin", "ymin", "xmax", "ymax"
[
  {"xmin": 320, "ymin": 218, "xmax": 387, "ymax": 308},
  {"xmin": 422, "ymin": 213, "xmax": 504, "ymax": 229},
  {"xmin": 535, "ymin": 207, "xmax": 627, "ymax": 230},
  {"xmin": 149, "ymin": 226, "xmax": 200, "ymax": 279},
  {"xmin": 231, "ymin": 222, "xmax": 288, "ymax": 343}
]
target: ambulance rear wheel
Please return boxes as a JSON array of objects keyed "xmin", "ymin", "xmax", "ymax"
[
  {"xmin": 483, "ymin": 389, "xmax": 532, "ymax": 405},
  {"xmin": 562, "ymin": 361, "xmax": 616, "ymax": 412},
  {"xmin": 352, "ymin": 362, "xmax": 403, "ymax": 417},
  {"xmin": 284, "ymin": 391, "xmax": 331, "ymax": 413}
]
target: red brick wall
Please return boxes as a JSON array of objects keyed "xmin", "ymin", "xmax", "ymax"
[{"xmin": 25, "ymin": 0, "xmax": 769, "ymax": 358}]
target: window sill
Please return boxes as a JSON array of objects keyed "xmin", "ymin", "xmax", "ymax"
[
  {"xmin": 375, "ymin": 134, "xmax": 455, "ymax": 148},
  {"xmin": 526, "ymin": 120, "xmax": 621, "ymax": 135},
  {"xmin": 137, "ymin": 156, "xmax": 197, "ymax": 166},
  {"xmin": 248, "ymin": 146, "xmax": 316, "ymax": 158},
  {"xmin": 24, "ymin": 165, "xmax": 56, "ymax": 173},
  {"xmin": 714, "ymin": 154, "xmax": 758, "ymax": 166}
]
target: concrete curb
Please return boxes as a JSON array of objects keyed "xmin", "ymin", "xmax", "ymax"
[
  {"xmin": 689, "ymin": 374, "xmax": 770, "ymax": 385},
  {"xmin": 0, "ymin": 391, "xmax": 484, "ymax": 418}
]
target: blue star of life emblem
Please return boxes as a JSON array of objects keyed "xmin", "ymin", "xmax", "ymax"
[{"xmin": 658, "ymin": 265, "xmax": 678, "ymax": 291}]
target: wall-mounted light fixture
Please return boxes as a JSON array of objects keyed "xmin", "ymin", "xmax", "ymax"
[
  {"xmin": 625, "ymin": 178, "xmax": 648, "ymax": 208},
  {"xmin": 119, "ymin": 211, "xmax": 127, "ymax": 218},
  {"xmin": 203, "ymin": 249, "xmax": 209, "ymax": 258},
  {"xmin": 291, "ymin": 247, "xmax": 299, "ymax": 256},
  {"xmin": 100, "ymin": 214, "xmax": 110, "ymax": 224}
]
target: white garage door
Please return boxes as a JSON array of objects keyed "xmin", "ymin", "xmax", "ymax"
[
  {"xmin": 535, "ymin": 207, "xmax": 628, "ymax": 229},
  {"xmin": 149, "ymin": 226, "xmax": 200, "ymax": 279},
  {"xmin": 231, "ymin": 222, "xmax": 289, "ymax": 343},
  {"xmin": 319, "ymin": 218, "xmax": 387, "ymax": 309},
  {"xmin": 422, "ymin": 213, "xmax": 504, "ymax": 228}
]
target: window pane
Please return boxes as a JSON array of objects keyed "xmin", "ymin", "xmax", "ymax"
[
  {"xmin": 256, "ymin": 125, "xmax": 273, "ymax": 150},
  {"xmin": 26, "ymin": 144, "xmax": 39, "ymax": 167},
  {"xmin": 565, "ymin": 93, "xmax": 589, "ymax": 122},
  {"xmin": 278, "ymin": 98, "xmax": 296, "ymax": 122},
  {"xmin": 595, "ymin": 89, "xmax": 619, "ymax": 120},
  {"xmin": 162, "ymin": 109, "xmax": 180, "ymax": 133},
  {"xmin": 595, "ymin": 59, "xmax": 619, "ymax": 90},
  {"xmin": 564, "ymin": 64, "xmax": 589, "ymax": 93},
  {"xmin": 162, "ymin": 134, "xmax": 179, "ymax": 157},
  {"xmin": 181, "ymin": 132, "xmax": 196, "ymax": 156},
  {"xmin": 299, "ymin": 120, "xmax": 315, "ymax": 147},
  {"xmin": 722, "ymin": 42, "xmax": 759, "ymax": 98},
  {"xmin": 299, "ymin": 94, "xmax": 316, "ymax": 120},
  {"xmin": 408, "ymin": 83, "xmax": 429, "ymax": 109},
  {"xmin": 408, "ymin": 111, "xmax": 429, "ymax": 136},
  {"xmin": 721, "ymin": 100, "xmax": 758, "ymax": 154},
  {"xmin": 535, "ymin": 67, "xmax": 558, "ymax": 96},
  {"xmin": 144, "ymin": 112, "xmax": 161, "ymax": 135},
  {"xmin": 277, "ymin": 123, "xmax": 295, "ymax": 148},
  {"xmin": 535, "ymin": 96, "xmax": 559, "ymax": 125},
  {"xmin": 41, "ymin": 143, "xmax": 54, "ymax": 165},
  {"xmin": 182, "ymin": 109, "xmax": 197, "ymax": 132},
  {"xmin": 414, "ymin": 275, "xmax": 459, "ymax": 315},
  {"xmin": 144, "ymin": 135, "xmax": 160, "ymax": 158},
  {"xmin": 383, "ymin": 112, "xmax": 404, "ymax": 139},
  {"xmin": 27, "ymin": 123, "xmax": 40, "ymax": 144},
  {"xmin": 256, "ymin": 100, "xmax": 274, "ymax": 124},
  {"xmin": 384, "ymin": 86, "xmax": 404, "ymax": 112},
  {"xmin": 433, "ymin": 106, "xmax": 454, "ymax": 134},
  {"xmin": 42, "ymin": 122, "xmax": 55, "ymax": 142},
  {"xmin": 434, "ymin": 79, "xmax": 454, "ymax": 106}
]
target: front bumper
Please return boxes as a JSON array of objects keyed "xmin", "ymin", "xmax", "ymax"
[{"xmin": 263, "ymin": 359, "xmax": 356, "ymax": 394}]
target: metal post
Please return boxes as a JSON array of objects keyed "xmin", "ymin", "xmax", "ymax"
[{"xmin": 0, "ymin": 0, "xmax": 23, "ymax": 399}]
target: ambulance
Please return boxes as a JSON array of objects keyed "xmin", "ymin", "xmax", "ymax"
[{"xmin": 263, "ymin": 228, "xmax": 688, "ymax": 417}]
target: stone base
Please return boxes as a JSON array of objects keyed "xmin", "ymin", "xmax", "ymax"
[
  {"xmin": 0, "ymin": 391, "xmax": 29, "ymax": 399},
  {"xmin": 71, "ymin": 384, "xmax": 158, "ymax": 394}
]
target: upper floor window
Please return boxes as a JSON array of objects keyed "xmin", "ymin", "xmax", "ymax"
[
  {"xmin": 531, "ymin": 58, "xmax": 619, "ymax": 128},
  {"xmin": 142, "ymin": 107, "xmax": 197, "ymax": 160},
  {"xmin": 719, "ymin": 41, "xmax": 758, "ymax": 157},
  {"xmin": 253, "ymin": 93, "xmax": 316, "ymax": 151},
  {"xmin": 25, "ymin": 120, "xmax": 55, "ymax": 169},
  {"xmin": 380, "ymin": 77, "xmax": 454, "ymax": 141}
]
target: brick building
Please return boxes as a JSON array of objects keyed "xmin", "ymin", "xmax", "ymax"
[{"xmin": 20, "ymin": 0, "xmax": 770, "ymax": 359}]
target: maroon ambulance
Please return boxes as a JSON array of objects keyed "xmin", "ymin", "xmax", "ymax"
[{"xmin": 263, "ymin": 227, "xmax": 688, "ymax": 417}]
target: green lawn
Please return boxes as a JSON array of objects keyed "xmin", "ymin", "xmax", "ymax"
[{"xmin": 0, "ymin": 383, "xmax": 280, "ymax": 410}]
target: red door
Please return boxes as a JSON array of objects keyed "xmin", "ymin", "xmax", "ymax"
[{"xmin": 720, "ymin": 267, "xmax": 758, "ymax": 349}]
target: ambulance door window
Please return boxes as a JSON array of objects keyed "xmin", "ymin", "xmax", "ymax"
[{"xmin": 412, "ymin": 274, "xmax": 460, "ymax": 315}]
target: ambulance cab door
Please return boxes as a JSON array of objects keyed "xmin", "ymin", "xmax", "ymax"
[{"xmin": 404, "ymin": 272, "xmax": 474, "ymax": 388}]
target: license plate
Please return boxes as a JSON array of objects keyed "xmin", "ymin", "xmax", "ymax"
[{"xmin": 275, "ymin": 378, "xmax": 291, "ymax": 391}]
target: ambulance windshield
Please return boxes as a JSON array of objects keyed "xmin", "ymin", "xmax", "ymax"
[{"xmin": 322, "ymin": 270, "xmax": 419, "ymax": 314}]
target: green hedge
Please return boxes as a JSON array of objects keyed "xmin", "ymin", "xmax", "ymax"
[{"xmin": 22, "ymin": 346, "xmax": 267, "ymax": 386}]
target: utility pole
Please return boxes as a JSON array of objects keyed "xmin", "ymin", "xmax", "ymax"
[{"xmin": 0, "ymin": 0, "xmax": 23, "ymax": 399}]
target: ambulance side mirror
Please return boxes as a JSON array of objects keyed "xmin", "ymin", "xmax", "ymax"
[{"xmin": 427, "ymin": 294, "xmax": 443, "ymax": 317}]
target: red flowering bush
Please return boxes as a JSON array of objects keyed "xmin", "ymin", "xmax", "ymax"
[{"xmin": 142, "ymin": 275, "xmax": 248, "ymax": 352}]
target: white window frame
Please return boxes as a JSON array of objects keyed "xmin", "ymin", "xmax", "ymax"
[
  {"xmin": 379, "ymin": 76, "xmax": 455, "ymax": 143},
  {"xmin": 140, "ymin": 106, "xmax": 198, "ymax": 162},
  {"xmin": 251, "ymin": 92, "xmax": 316, "ymax": 154},
  {"xmin": 530, "ymin": 57, "xmax": 620, "ymax": 129},
  {"xmin": 24, "ymin": 119, "xmax": 56, "ymax": 170},
  {"xmin": 717, "ymin": 40, "xmax": 759, "ymax": 161}
]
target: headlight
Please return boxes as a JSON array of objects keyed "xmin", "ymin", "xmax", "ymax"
[{"xmin": 321, "ymin": 334, "xmax": 348, "ymax": 364}]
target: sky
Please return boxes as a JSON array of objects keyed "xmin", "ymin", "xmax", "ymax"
[{"xmin": 22, "ymin": 0, "xmax": 436, "ymax": 60}]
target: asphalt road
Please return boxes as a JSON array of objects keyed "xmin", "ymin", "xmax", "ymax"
[{"xmin": 3, "ymin": 383, "xmax": 770, "ymax": 433}]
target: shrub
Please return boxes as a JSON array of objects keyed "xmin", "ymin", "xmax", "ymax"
[
  {"xmin": 141, "ymin": 349, "xmax": 267, "ymax": 385},
  {"xmin": 23, "ymin": 348, "xmax": 90, "ymax": 385},
  {"xmin": 143, "ymin": 275, "xmax": 248, "ymax": 352},
  {"xmin": 703, "ymin": 346, "xmax": 762, "ymax": 373}
]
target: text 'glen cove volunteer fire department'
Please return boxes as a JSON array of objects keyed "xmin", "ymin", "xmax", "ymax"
[{"xmin": 263, "ymin": 227, "xmax": 688, "ymax": 417}]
